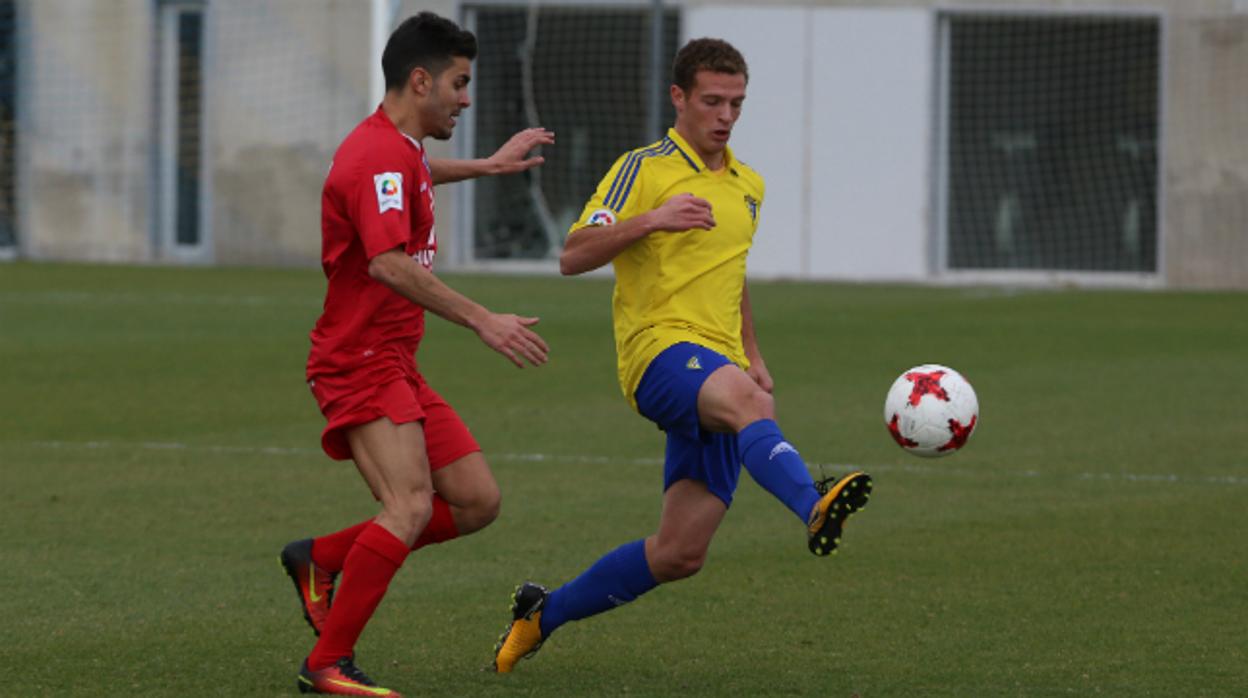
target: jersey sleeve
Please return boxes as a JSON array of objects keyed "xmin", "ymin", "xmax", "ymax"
[
  {"xmin": 344, "ymin": 160, "xmax": 412, "ymax": 259},
  {"xmin": 569, "ymin": 151, "xmax": 650, "ymax": 236}
]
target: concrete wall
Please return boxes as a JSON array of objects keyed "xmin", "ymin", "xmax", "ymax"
[
  {"xmin": 682, "ymin": 0, "xmax": 1248, "ymax": 288},
  {"xmin": 207, "ymin": 0, "xmax": 461, "ymax": 266},
  {"xmin": 24, "ymin": 0, "xmax": 154, "ymax": 262},
  {"xmin": 207, "ymin": 1, "xmax": 369, "ymax": 265},
  {"xmin": 17, "ymin": 0, "xmax": 461, "ymax": 268},
  {"xmin": 10, "ymin": 0, "xmax": 1248, "ymax": 288},
  {"xmin": 1163, "ymin": 15, "xmax": 1248, "ymax": 289}
]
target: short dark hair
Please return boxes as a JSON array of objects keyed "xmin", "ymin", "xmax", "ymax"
[
  {"xmin": 672, "ymin": 38, "xmax": 748, "ymax": 93},
  {"xmin": 382, "ymin": 12, "xmax": 478, "ymax": 91}
]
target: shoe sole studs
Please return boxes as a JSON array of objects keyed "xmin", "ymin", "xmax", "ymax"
[{"xmin": 809, "ymin": 474, "xmax": 872, "ymax": 556}]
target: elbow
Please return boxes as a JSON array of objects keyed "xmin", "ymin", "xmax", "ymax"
[
  {"xmin": 367, "ymin": 256, "xmax": 385, "ymax": 281},
  {"xmin": 367, "ymin": 255, "xmax": 394, "ymax": 284},
  {"xmin": 559, "ymin": 251, "xmax": 581, "ymax": 276}
]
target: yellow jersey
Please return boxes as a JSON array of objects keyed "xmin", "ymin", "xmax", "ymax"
[{"xmin": 569, "ymin": 128, "xmax": 766, "ymax": 408}]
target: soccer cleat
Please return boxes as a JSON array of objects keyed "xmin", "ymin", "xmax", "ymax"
[
  {"xmin": 492, "ymin": 582, "xmax": 549, "ymax": 673},
  {"xmin": 280, "ymin": 538, "xmax": 337, "ymax": 636},
  {"xmin": 807, "ymin": 471, "xmax": 873, "ymax": 556},
  {"xmin": 297, "ymin": 658, "xmax": 400, "ymax": 697}
]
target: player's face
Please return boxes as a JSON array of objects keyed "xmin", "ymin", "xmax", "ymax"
[
  {"xmin": 423, "ymin": 57, "xmax": 473, "ymax": 140},
  {"xmin": 672, "ymin": 70, "xmax": 746, "ymax": 160}
]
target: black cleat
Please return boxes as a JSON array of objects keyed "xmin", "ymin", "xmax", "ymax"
[
  {"xmin": 492, "ymin": 582, "xmax": 549, "ymax": 673},
  {"xmin": 807, "ymin": 471, "xmax": 872, "ymax": 556}
]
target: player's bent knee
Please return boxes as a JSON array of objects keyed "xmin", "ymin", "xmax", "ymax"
[
  {"xmin": 702, "ymin": 370, "xmax": 776, "ymax": 431},
  {"xmin": 718, "ymin": 387, "xmax": 774, "ymax": 432},
  {"xmin": 381, "ymin": 494, "xmax": 434, "ymax": 541},
  {"xmin": 745, "ymin": 388, "xmax": 775, "ymax": 422},
  {"xmin": 461, "ymin": 488, "xmax": 501, "ymax": 533},
  {"xmin": 482, "ymin": 488, "xmax": 501, "ymax": 524},
  {"xmin": 650, "ymin": 546, "xmax": 707, "ymax": 582}
]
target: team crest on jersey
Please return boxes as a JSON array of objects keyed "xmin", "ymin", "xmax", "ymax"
[
  {"xmin": 744, "ymin": 194, "xmax": 759, "ymax": 223},
  {"xmin": 585, "ymin": 208, "xmax": 617, "ymax": 227},
  {"xmin": 374, "ymin": 172, "xmax": 403, "ymax": 213}
]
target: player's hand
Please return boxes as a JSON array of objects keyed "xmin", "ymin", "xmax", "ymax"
[
  {"xmin": 486, "ymin": 128, "xmax": 555, "ymax": 175},
  {"xmin": 747, "ymin": 357, "xmax": 774, "ymax": 393},
  {"xmin": 476, "ymin": 313, "xmax": 549, "ymax": 368},
  {"xmin": 652, "ymin": 193, "xmax": 715, "ymax": 233}
]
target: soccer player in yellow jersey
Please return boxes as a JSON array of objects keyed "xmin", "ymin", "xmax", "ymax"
[{"xmin": 492, "ymin": 38, "xmax": 872, "ymax": 672}]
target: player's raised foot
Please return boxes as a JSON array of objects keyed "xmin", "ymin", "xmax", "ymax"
[
  {"xmin": 297, "ymin": 658, "xmax": 400, "ymax": 697},
  {"xmin": 492, "ymin": 582, "xmax": 549, "ymax": 673},
  {"xmin": 280, "ymin": 538, "xmax": 337, "ymax": 636},
  {"xmin": 807, "ymin": 471, "xmax": 873, "ymax": 556}
]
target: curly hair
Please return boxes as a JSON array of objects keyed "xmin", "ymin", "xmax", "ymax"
[
  {"xmin": 672, "ymin": 38, "xmax": 749, "ymax": 92},
  {"xmin": 382, "ymin": 12, "xmax": 478, "ymax": 90}
]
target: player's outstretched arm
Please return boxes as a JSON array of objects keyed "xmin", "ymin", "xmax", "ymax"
[
  {"xmin": 428, "ymin": 127, "xmax": 555, "ymax": 185},
  {"xmin": 368, "ymin": 248, "xmax": 549, "ymax": 367},
  {"xmin": 560, "ymin": 193, "xmax": 716, "ymax": 276}
]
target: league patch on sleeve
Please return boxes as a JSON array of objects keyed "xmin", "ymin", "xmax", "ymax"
[
  {"xmin": 584, "ymin": 208, "xmax": 617, "ymax": 227},
  {"xmin": 374, "ymin": 172, "xmax": 404, "ymax": 213}
]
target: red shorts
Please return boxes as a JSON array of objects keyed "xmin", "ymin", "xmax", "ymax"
[{"xmin": 308, "ymin": 360, "xmax": 480, "ymax": 467}]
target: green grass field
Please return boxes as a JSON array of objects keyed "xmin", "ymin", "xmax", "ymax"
[{"xmin": 2, "ymin": 262, "xmax": 1245, "ymax": 696}]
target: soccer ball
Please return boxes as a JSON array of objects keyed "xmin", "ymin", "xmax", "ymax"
[{"xmin": 883, "ymin": 364, "xmax": 979, "ymax": 458}]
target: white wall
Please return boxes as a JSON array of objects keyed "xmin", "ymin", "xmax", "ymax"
[
  {"xmin": 684, "ymin": 6, "xmax": 934, "ymax": 281},
  {"xmin": 809, "ymin": 9, "xmax": 933, "ymax": 281},
  {"xmin": 683, "ymin": 6, "xmax": 810, "ymax": 279}
]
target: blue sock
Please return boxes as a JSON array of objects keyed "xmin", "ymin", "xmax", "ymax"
[
  {"xmin": 539, "ymin": 539, "xmax": 657, "ymax": 637},
  {"xmin": 739, "ymin": 418, "xmax": 821, "ymax": 523}
]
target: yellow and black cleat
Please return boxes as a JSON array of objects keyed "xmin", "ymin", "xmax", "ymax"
[
  {"xmin": 492, "ymin": 582, "xmax": 548, "ymax": 673},
  {"xmin": 807, "ymin": 471, "xmax": 872, "ymax": 556}
]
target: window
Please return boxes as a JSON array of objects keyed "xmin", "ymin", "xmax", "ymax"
[
  {"xmin": 941, "ymin": 14, "xmax": 1161, "ymax": 273},
  {"xmin": 0, "ymin": 0, "xmax": 18, "ymax": 253},
  {"xmin": 463, "ymin": 5, "xmax": 679, "ymax": 261},
  {"xmin": 157, "ymin": 1, "xmax": 208, "ymax": 259}
]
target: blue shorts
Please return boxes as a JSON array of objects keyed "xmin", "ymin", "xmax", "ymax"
[{"xmin": 634, "ymin": 342, "xmax": 741, "ymax": 507}]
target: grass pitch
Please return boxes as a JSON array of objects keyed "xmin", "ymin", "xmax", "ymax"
[{"xmin": 1, "ymin": 262, "xmax": 1245, "ymax": 696}]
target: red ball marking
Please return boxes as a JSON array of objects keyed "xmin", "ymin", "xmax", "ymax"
[
  {"xmin": 938, "ymin": 414, "xmax": 977, "ymax": 452},
  {"xmin": 905, "ymin": 370, "xmax": 950, "ymax": 406},
  {"xmin": 887, "ymin": 413, "xmax": 919, "ymax": 448}
]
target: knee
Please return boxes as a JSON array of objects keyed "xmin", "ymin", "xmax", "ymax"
[
  {"xmin": 649, "ymin": 544, "xmax": 707, "ymax": 582},
  {"xmin": 470, "ymin": 486, "xmax": 502, "ymax": 531},
  {"xmin": 744, "ymin": 389, "xmax": 775, "ymax": 422},
  {"xmin": 726, "ymin": 388, "xmax": 774, "ymax": 430},
  {"xmin": 453, "ymin": 480, "xmax": 502, "ymax": 535},
  {"xmin": 382, "ymin": 490, "xmax": 434, "ymax": 541}
]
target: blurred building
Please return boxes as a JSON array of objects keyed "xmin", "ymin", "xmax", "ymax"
[{"xmin": 0, "ymin": 0, "xmax": 1244, "ymax": 288}]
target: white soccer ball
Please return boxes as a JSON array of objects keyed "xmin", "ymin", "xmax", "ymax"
[{"xmin": 883, "ymin": 364, "xmax": 979, "ymax": 458}]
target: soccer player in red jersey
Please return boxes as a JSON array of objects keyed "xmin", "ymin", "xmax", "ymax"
[{"xmin": 278, "ymin": 13, "xmax": 553, "ymax": 697}]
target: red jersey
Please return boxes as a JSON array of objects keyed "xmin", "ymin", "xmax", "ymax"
[{"xmin": 307, "ymin": 107, "xmax": 437, "ymax": 378}]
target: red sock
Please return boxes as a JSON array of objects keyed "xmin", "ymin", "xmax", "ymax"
[
  {"xmin": 311, "ymin": 521, "xmax": 371, "ymax": 574},
  {"xmin": 307, "ymin": 522, "xmax": 410, "ymax": 670},
  {"xmin": 311, "ymin": 496, "xmax": 460, "ymax": 573},
  {"xmin": 411, "ymin": 495, "xmax": 459, "ymax": 550}
]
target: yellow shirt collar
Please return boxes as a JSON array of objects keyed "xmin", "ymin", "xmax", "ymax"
[{"xmin": 666, "ymin": 128, "xmax": 735, "ymax": 173}]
